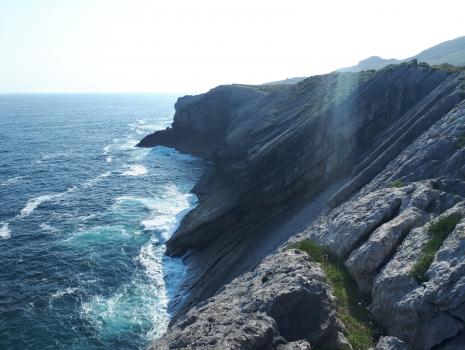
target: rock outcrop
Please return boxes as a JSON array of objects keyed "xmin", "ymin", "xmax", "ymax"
[
  {"xmin": 140, "ymin": 61, "xmax": 465, "ymax": 349},
  {"xmin": 151, "ymin": 250, "xmax": 349, "ymax": 350},
  {"xmin": 371, "ymin": 336, "xmax": 407, "ymax": 350}
]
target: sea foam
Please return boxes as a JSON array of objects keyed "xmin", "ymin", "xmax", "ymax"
[
  {"xmin": 18, "ymin": 187, "xmax": 76, "ymax": 219},
  {"xmin": 1, "ymin": 176, "xmax": 26, "ymax": 186},
  {"xmin": 122, "ymin": 164, "xmax": 148, "ymax": 176},
  {"xmin": 103, "ymin": 145, "xmax": 112, "ymax": 163},
  {"xmin": 83, "ymin": 172, "xmax": 111, "ymax": 188},
  {"xmin": 0, "ymin": 222, "xmax": 11, "ymax": 239}
]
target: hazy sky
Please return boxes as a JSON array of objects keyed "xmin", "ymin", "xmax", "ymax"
[{"xmin": 1, "ymin": 0, "xmax": 464, "ymax": 94}]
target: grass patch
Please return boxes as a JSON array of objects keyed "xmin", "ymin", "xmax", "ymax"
[
  {"xmin": 457, "ymin": 135, "xmax": 465, "ymax": 149},
  {"xmin": 288, "ymin": 240, "xmax": 376, "ymax": 350},
  {"xmin": 432, "ymin": 63, "xmax": 465, "ymax": 73},
  {"xmin": 390, "ymin": 180, "xmax": 404, "ymax": 188},
  {"xmin": 410, "ymin": 213, "xmax": 462, "ymax": 283}
]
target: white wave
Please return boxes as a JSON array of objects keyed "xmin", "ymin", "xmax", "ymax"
[
  {"xmin": 1, "ymin": 176, "xmax": 26, "ymax": 186},
  {"xmin": 0, "ymin": 222, "xmax": 11, "ymax": 239},
  {"xmin": 118, "ymin": 138, "xmax": 138, "ymax": 151},
  {"xmin": 79, "ymin": 186, "xmax": 193, "ymax": 340},
  {"xmin": 122, "ymin": 164, "xmax": 148, "ymax": 176},
  {"xmin": 18, "ymin": 187, "xmax": 76, "ymax": 219},
  {"xmin": 50, "ymin": 287, "xmax": 79, "ymax": 300},
  {"xmin": 40, "ymin": 222, "xmax": 58, "ymax": 233},
  {"xmin": 144, "ymin": 184, "xmax": 196, "ymax": 238},
  {"xmin": 83, "ymin": 172, "xmax": 111, "ymax": 188},
  {"xmin": 80, "ymin": 242, "xmax": 181, "ymax": 340},
  {"xmin": 117, "ymin": 184, "xmax": 197, "ymax": 239},
  {"xmin": 78, "ymin": 213, "xmax": 97, "ymax": 222},
  {"xmin": 129, "ymin": 120, "xmax": 164, "ymax": 135},
  {"xmin": 103, "ymin": 145, "xmax": 112, "ymax": 163}
]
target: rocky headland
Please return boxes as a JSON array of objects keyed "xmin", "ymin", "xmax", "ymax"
[{"xmin": 139, "ymin": 60, "xmax": 465, "ymax": 349}]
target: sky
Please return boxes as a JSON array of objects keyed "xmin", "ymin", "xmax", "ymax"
[{"xmin": 1, "ymin": 0, "xmax": 464, "ymax": 94}]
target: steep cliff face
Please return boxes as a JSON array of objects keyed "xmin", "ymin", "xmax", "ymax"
[{"xmin": 140, "ymin": 62, "xmax": 465, "ymax": 349}]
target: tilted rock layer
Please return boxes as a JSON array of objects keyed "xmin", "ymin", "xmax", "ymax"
[{"xmin": 140, "ymin": 62, "xmax": 465, "ymax": 349}]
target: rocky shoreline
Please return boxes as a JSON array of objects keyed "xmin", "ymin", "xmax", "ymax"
[{"xmin": 139, "ymin": 61, "xmax": 465, "ymax": 349}]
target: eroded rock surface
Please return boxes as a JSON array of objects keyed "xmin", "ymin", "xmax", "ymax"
[
  {"xmin": 371, "ymin": 336, "xmax": 407, "ymax": 350},
  {"xmin": 151, "ymin": 250, "xmax": 348, "ymax": 350},
  {"xmin": 370, "ymin": 203, "xmax": 465, "ymax": 349},
  {"xmin": 142, "ymin": 63, "xmax": 465, "ymax": 350}
]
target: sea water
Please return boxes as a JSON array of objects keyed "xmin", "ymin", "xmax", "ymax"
[{"xmin": 0, "ymin": 93, "xmax": 203, "ymax": 349}]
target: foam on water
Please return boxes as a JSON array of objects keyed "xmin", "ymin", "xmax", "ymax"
[
  {"xmin": 0, "ymin": 94, "xmax": 202, "ymax": 349},
  {"xmin": 50, "ymin": 287, "xmax": 80, "ymax": 300},
  {"xmin": 83, "ymin": 172, "xmax": 112, "ymax": 188},
  {"xmin": 40, "ymin": 222, "xmax": 58, "ymax": 233},
  {"xmin": 1, "ymin": 175, "xmax": 26, "ymax": 186},
  {"xmin": 0, "ymin": 222, "xmax": 11, "ymax": 239},
  {"xmin": 122, "ymin": 164, "xmax": 148, "ymax": 176},
  {"xmin": 18, "ymin": 187, "xmax": 76, "ymax": 219},
  {"xmin": 140, "ymin": 185, "xmax": 197, "ymax": 239},
  {"xmin": 103, "ymin": 145, "xmax": 112, "ymax": 163},
  {"xmin": 79, "ymin": 183, "xmax": 194, "ymax": 341},
  {"xmin": 117, "ymin": 138, "xmax": 139, "ymax": 151},
  {"xmin": 130, "ymin": 120, "xmax": 163, "ymax": 135},
  {"xmin": 80, "ymin": 245, "xmax": 180, "ymax": 341}
]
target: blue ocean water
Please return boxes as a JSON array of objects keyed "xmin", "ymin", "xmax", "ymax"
[{"xmin": 0, "ymin": 94, "xmax": 203, "ymax": 349}]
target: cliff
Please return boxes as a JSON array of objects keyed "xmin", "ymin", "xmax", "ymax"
[{"xmin": 140, "ymin": 61, "xmax": 465, "ymax": 349}]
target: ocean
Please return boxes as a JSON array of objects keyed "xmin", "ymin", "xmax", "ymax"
[{"xmin": 0, "ymin": 93, "xmax": 204, "ymax": 349}]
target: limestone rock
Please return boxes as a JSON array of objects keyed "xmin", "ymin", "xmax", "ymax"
[
  {"xmin": 371, "ymin": 336, "xmax": 407, "ymax": 350},
  {"xmin": 371, "ymin": 203, "xmax": 465, "ymax": 349},
  {"xmin": 275, "ymin": 340, "xmax": 312, "ymax": 350},
  {"xmin": 150, "ymin": 250, "xmax": 345, "ymax": 350}
]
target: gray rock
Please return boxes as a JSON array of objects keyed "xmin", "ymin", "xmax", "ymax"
[
  {"xmin": 275, "ymin": 340, "xmax": 312, "ymax": 350},
  {"xmin": 150, "ymin": 250, "xmax": 346, "ymax": 350},
  {"xmin": 137, "ymin": 61, "xmax": 465, "ymax": 349},
  {"xmin": 371, "ymin": 336, "xmax": 407, "ymax": 350},
  {"xmin": 293, "ymin": 186, "xmax": 408, "ymax": 258},
  {"xmin": 344, "ymin": 182, "xmax": 437, "ymax": 292},
  {"xmin": 139, "ymin": 64, "xmax": 465, "ymax": 322},
  {"xmin": 371, "ymin": 203, "xmax": 465, "ymax": 349},
  {"xmin": 287, "ymin": 181, "xmax": 465, "ymax": 350},
  {"xmin": 345, "ymin": 206, "xmax": 427, "ymax": 292}
]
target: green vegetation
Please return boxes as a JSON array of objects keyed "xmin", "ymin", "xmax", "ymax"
[
  {"xmin": 432, "ymin": 63, "xmax": 465, "ymax": 73},
  {"xmin": 390, "ymin": 180, "xmax": 404, "ymax": 188},
  {"xmin": 457, "ymin": 135, "xmax": 465, "ymax": 149},
  {"xmin": 410, "ymin": 213, "xmax": 462, "ymax": 283},
  {"xmin": 288, "ymin": 240, "xmax": 375, "ymax": 350}
]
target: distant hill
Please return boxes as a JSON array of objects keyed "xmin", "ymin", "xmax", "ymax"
[
  {"xmin": 263, "ymin": 76, "xmax": 307, "ymax": 85},
  {"xmin": 262, "ymin": 36, "xmax": 465, "ymax": 85},
  {"xmin": 337, "ymin": 56, "xmax": 400, "ymax": 72},
  {"xmin": 414, "ymin": 36, "xmax": 465, "ymax": 66},
  {"xmin": 338, "ymin": 36, "xmax": 465, "ymax": 72}
]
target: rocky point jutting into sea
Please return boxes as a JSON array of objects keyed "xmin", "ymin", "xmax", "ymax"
[{"xmin": 139, "ymin": 59, "xmax": 465, "ymax": 349}]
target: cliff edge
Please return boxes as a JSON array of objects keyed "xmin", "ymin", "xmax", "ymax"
[{"xmin": 140, "ymin": 61, "xmax": 465, "ymax": 349}]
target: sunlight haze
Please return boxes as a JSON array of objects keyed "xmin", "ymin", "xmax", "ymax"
[{"xmin": 1, "ymin": 0, "xmax": 464, "ymax": 93}]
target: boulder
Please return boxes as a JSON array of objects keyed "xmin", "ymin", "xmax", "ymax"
[
  {"xmin": 150, "ymin": 250, "xmax": 347, "ymax": 350},
  {"xmin": 371, "ymin": 336, "xmax": 407, "ymax": 350}
]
